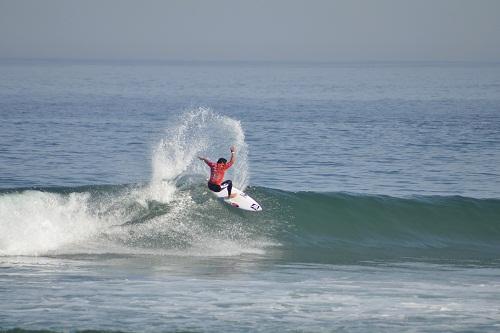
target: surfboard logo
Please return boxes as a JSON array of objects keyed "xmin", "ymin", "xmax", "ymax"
[{"xmin": 250, "ymin": 203, "xmax": 260, "ymax": 211}]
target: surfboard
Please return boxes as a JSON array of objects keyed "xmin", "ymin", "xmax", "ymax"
[{"xmin": 211, "ymin": 186, "xmax": 262, "ymax": 212}]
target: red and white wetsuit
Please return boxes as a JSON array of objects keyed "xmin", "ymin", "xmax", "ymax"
[{"xmin": 206, "ymin": 160, "xmax": 234, "ymax": 185}]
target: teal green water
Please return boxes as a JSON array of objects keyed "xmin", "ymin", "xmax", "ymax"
[{"xmin": 2, "ymin": 185, "xmax": 499, "ymax": 263}]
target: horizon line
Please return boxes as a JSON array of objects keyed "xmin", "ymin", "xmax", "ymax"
[{"xmin": 1, "ymin": 57, "xmax": 500, "ymax": 66}]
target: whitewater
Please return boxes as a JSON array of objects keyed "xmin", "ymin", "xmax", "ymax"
[
  {"xmin": 1, "ymin": 60, "xmax": 500, "ymax": 332},
  {"xmin": 0, "ymin": 109, "xmax": 263, "ymax": 257}
]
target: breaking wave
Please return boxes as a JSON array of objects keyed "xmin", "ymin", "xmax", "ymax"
[
  {"xmin": 0, "ymin": 108, "xmax": 264, "ymax": 257},
  {"xmin": 1, "ymin": 109, "xmax": 499, "ymax": 263},
  {"xmin": 1, "ymin": 184, "xmax": 499, "ymax": 263}
]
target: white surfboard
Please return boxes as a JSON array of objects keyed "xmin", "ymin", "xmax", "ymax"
[{"xmin": 211, "ymin": 186, "xmax": 262, "ymax": 212}]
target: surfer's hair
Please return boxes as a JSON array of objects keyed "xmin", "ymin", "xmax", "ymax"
[{"xmin": 217, "ymin": 158, "xmax": 227, "ymax": 164}]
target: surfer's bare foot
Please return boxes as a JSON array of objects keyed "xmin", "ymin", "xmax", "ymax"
[{"xmin": 227, "ymin": 193, "xmax": 238, "ymax": 199}]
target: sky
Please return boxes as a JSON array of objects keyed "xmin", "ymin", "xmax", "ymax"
[{"xmin": 0, "ymin": 0, "xmax": 499, "ymax": 62}]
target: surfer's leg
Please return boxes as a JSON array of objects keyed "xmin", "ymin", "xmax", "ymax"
[
  {"xmin": 208, "ymin": 182, "xmax": 222, "ymax": 192},
  {"xmin": 221, "ymin": 180, "xmax": 236, "ymax": 198}
]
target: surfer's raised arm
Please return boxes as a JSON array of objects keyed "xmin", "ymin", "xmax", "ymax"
[{"xmin": 227, "ymin": 146, "xmax": 236, "ymax": 168}]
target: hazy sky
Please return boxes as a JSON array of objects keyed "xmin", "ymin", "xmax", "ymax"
[{"xmin": 1, "ymin": 0, "xmax": 499, "ymax": 61}]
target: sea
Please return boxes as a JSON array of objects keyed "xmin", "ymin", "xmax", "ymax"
[{"xmin": 1, "ymin": 59, "xmax": 500, "ymax": 333}]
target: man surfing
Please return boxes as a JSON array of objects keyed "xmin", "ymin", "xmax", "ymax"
[{"xmin": 198, "ymin": 146, "xmax": 237, "ymax": 199}]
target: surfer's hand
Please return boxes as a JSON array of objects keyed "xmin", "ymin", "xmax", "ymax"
[{"xmin": 230, "ymin": 146, "xmax": 236, "ymax": 153}]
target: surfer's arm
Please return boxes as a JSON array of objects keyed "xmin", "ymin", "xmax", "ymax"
[
  {"xmin": 226, "ymin": 147, "xmax": 236, "ymax": 169},
  {"xmin": 198, "ymin": 156, "xmax": 213, "ymax": 166}
]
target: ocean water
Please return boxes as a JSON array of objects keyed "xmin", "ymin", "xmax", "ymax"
[{"xmin": 1, "ymin": 59, "xmax": 500, "ymax": 332}]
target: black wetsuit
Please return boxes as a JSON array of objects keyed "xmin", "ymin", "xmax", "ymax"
[{"xmin": 208, "ymin": 180, "xmax": 233, "ymax": 196}]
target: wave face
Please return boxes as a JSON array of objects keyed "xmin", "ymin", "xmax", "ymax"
[
  {"xmin": 260, "ymin": 189, "xmax": 500, "ymax": 263},
  {"xmin": 1, "ymin": 184, "xmax": 499, "ymax": 263}
]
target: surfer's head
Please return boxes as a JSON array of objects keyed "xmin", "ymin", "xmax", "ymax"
[{"xmin": 217, "ymin": 158, "xmax": 227, "ymax": 164}]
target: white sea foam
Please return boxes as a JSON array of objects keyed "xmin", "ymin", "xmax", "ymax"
[
  {"xmin": 143, "ymin": 107, "xmax": 249, "ymax": 203},
  {"xmin": 0, "ymin": 108, "xmax": 262, "ymax": 257},
  {"xmin": 0, "ymin": 191, "xmax": 101, "ymax": 256}
]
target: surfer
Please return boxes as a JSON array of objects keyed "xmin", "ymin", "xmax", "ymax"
[{"xmin": 198, "ymin": 146, "xmax": 237, "ymax": 199}]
